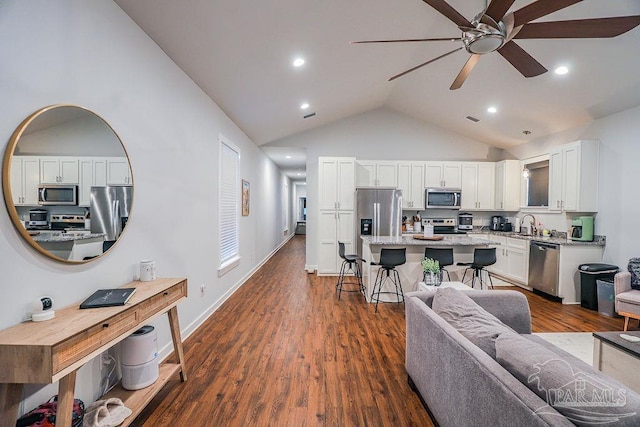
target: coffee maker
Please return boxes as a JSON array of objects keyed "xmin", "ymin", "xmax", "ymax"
[
  {"xmin": 491, "ymin": 216, "xmax": 504, "ymax": 231},
  {"xmin": 570, "ymin": 216, "xmax": 594, "ymax": 241}
]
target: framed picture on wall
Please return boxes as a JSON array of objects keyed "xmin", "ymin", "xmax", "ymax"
[{"xmin": 242, "ymin": 179, "xmax": 250, "ymax": 216}]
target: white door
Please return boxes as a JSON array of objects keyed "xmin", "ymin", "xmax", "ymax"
[
  {"xmin": 475, "ymin": 163, "xmax": 495, "ymax": 210},
  {"xmin": 337, "ymin": 159, "xmax": 355, "ymax": 210},
  {"xmin": 78, "ymin": 159, "xmax": 93, "ymax": 207},
  {"xmin": 107, "ymin": 158, "xmax": 131, "ymax": 185},
  {"xmin": 397, "ymin": 162, "xmax": 411, "ymax": 208},
  {"xmin": 59, "ymin": 158, "xmax": 79, "ymax": 184},
  {"xmin": 409, "ymin": 162, "xmax": 425, "ymax": 209},
  {"xmin": 375, "ymin": 162, "xmax": 397, "ymax": 187},
  {"xmin": 40, "ymin": 158, "xmax": 60, "ymax": 183},
  {"xmin": 355, "ymin": 160, "xmax": 376, "ymax": 187},
  {"xmin": 548, "ymin": 148, "xmax": 563, "ymax": 211},
  {"xmin": 425, "ymin": 162, "xmax": 444, "ymax": 187},
  {"xmin": 460, "ymin": 163, "xmax": 478, "ymax": 210},
  {"xmin": 22, "ymin": 158, "xmax": 40, "ymax": 205},
  {"xmin": 561, "ymin": 143, "xmax": 580, "ymax": 211},
  {"xmin": 495, "ymin": 161, "xmax": 505, "ymax": 210},
  {"xmin": 318, "ymin": 211, "xmax": 338, "ymax": 274},
  {"xmin": 442, "ymin": 162, "xmax": 462, "ymax": 188}
]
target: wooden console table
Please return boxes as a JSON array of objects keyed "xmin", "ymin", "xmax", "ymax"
[{"xmin": 0, "ymin": 277, "xmax": 188, "ymax": 427}]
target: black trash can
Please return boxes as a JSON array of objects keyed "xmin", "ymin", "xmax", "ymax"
[{"xmin": 578, "ymin": 263, "xmax": 618, "ymax": 310}]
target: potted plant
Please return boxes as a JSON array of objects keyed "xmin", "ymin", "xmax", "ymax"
[{"xmin": 422, "ymin": 257, "xmax": 442, "ymax": 286}]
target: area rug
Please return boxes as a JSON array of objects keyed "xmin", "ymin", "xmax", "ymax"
[{"xmin": 533, "ymin": 332, "xmax": 594, "ymax": 365}]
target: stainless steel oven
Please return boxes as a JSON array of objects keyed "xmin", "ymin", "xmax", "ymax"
[
  {"xmin": 38, "ymin": 185, "xmax": 78, "ymax": 206},
  {"xmin": 425, "ymin": 188, "xmax": 461, "ymax": 210}
]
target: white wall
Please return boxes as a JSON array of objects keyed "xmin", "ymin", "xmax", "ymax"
[
  {"xmin": 265, "ymin": 107, "xmax": 503, "ymax": 270},
  {"xmin": 0, "ymin": 0, "xmax": 291, "ymax": 412},
  {"xmin": 505, "ymin": 105, "xmax": 640, "ymax": 268}
]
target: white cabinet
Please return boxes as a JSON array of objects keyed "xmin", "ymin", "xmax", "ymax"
[
  {"xmin": 319, "ymin": 157, "xmax": 356, "ymax": 211},
  {"xmin": 397, "ymin": 162, "xmax": 425, "ymax": 209},
  {"xmin": 318, "ymin": 211, "xmax": 355, "ymax": 274},
  {"xmin": 10, "ymin": 156, "xmax": 40, "ymax": 206},
  {"xmin": 425, "ymin": 161, "xmax": 462, "ymax": 188},
  {"xmin": 487, "ymin": 235, "xmax": 529, "ymax": 285},
  {"xmin": 549, "ymin": 140, "xmax": 599, "ymax": 212},
  {"xmin": 106, "ymin": 157, "xmax": 132, "ymax": 185},
  {"xmin": 505, "ymin": 238, "xmax": 528, "ymax": 284},
  {"xmin": 78, "ymin": 158, "xmax": 108, "ymax": 207},
  {"xmin": 356, "ymin": 160, "xmax": 397, "ymax": 187},
  {"xmin": 461, "ymin": 162, "xmax": 495, "ymax": 210},
  {"xmin": 495, "ymin": 160, "xmax": 520, "ymax": 211},
  {"xmin": 40, "ymin": 157, "xmax": 79, "ymax": 184}
]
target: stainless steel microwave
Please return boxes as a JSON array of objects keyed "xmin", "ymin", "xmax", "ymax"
[
  {"xmin": 38, "ymin": 185, "xmax": 78, "ymax": 206},
  {"xmin": 425, "ymin": 188, "xmax": 461, "ymax": 209}
]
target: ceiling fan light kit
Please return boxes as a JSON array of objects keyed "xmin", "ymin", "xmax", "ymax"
[{"xmin": 353, "ymin": 0, "xmax": 640, "ymax": 89}]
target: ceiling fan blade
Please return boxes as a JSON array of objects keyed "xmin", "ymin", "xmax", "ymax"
[
  {"xmin": 422, "ymin": 0, "xmax": 471, "ymax": 27},
  {"xmin": 389, "ymin": 47, "xmax": 463, "ymax": 81},
  {"xmin": 512, "ymin": 0, "xmax": 582, "ymax": 27},
  {"xmin": 484, "ymin": 0, "xmax": 516, "ymax": 23},
  {"xmin": 351, "ymin": 37, "xmax": 461, "ymax": 44},
  {"xmin": 514, "ymin": 16, "xmax": 640, "ymax": 39},
  {"xmin": 498, "ymin": 40, "xmax": 547, "ymax": 77},
  {"xmin": 450, "ymin": 54, "xmax": 480, "ymax": 90}
]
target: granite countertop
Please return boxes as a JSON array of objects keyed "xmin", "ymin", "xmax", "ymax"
[
  {"xmin": 361, "ymin": 235, "xmax": 496, "ymax": 246},
  {"xmin": 32, "ymin": 233, "xmax": 105, "ymax": 243},
  {"xmin": 467, "ymin": 229, "xmax": 606, "ymax": 246}
]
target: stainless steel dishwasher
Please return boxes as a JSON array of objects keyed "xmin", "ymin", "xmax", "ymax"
[{"xmin": 528, "ymin": 241, "xmax": 560, "ymax": 296}]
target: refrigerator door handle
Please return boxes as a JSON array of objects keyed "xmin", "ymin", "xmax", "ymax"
[{"xmin": 374, "ymin": 203, "xmax": 379, "ymax": 236}]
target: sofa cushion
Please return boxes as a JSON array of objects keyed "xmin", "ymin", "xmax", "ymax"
[
  {"xmin": 432, "ymin": 287, "xmax": 514, "ymax": 359},
  {"xmin": 496, "ymin": 332, "xmax": 640, "ymax": 426}
]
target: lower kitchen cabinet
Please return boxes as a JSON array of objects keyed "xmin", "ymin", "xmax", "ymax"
[
  {"xmin": 486, "ymin": 235, "xmax": 528, "ymax": 285},
  {"xmin": 318, "ymin": 210, "xmax": 354, "ymax": 274}
]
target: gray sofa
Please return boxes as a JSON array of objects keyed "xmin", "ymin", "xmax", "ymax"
[{"xmin": 405, "ymin": 289, "xmax": 640, "ymax": 427}]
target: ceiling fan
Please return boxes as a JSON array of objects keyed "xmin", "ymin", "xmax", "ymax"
[{"xmin": 353, "ymin": 0, "xmax": 640, "ymax": 89}]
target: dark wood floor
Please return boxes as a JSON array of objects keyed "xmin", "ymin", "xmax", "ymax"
[{"xmin": 134, "ymin": 235, "xmax": 631, "ymax": 426}]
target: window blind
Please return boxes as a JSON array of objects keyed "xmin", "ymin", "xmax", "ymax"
[{"xmin": 219, "ymin": 138, "xmax": 239, "ymax": 266}]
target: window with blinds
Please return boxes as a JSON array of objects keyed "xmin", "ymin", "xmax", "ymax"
[{"xmin": 218, "ymin": 135, "xmax": 241, "ymax": 275}]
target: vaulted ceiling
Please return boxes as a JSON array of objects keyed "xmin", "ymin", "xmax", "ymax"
[{"xmin": 115, "ymin": 0, "xmax": 640, "ymax": 176}]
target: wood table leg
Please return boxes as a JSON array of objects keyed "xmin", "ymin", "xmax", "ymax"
[
  {"xmin": 0, "ymin": 383, "xmax": 23, "ymax": 427},
  {"xmin": 56, "ymin": 371, "xmax": 77, "ymax": 427},
  {"xmin": 168, "ymin": 306, "xmax": 187, "ymax": 382}
]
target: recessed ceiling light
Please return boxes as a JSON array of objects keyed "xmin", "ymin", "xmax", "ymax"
[
  {"xmin": 297, "ymin": 173, "xmax": 301, "ymax": 176},
  {"xmin": 487, "ymin": 106, "xmax": 497, "ymax": 114},
  {"xmin": 285, "ymin": 155, "xmax": 292, "ymax": 159},
  {"xmin": 300, "ymin": 103, "xmax": 310, "ymax": 110},
  {"xmin": 555, "ymin": 66, "xmax": 569, "ymax": 75},
  {"xmin": 293, "ymin": 58, "xmax": 305, "ymax": 67}
]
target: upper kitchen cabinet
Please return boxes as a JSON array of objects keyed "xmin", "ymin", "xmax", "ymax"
[
  {"xmin": 461, "ymin": 162, "xmax": 495, "ymax": 210},
  {"xmin": 319, "ymin": 157, "xmax": 356, "ymax": 211},
  {"xmin": 10, "ymin": 156, "xmax": 40, "ymax": 206},
  {"xmin": 356, "ymin": 160, "xmax": 397, "ymax": 187},
  {"xmin": 78, "ymin": 158, "xmax": 108, "ymax": 207},
  {"xmin": 40, "ymin": 157, "xmax": 79, "ymax": 184},
  {"xmin": 495, "ymin": 160, "xmax": 520, "ymax": 211},
  {"xmin": 397, "ymin": 161, "xmax": 425, "ymax": 209},
  {"xmin": 424, "ymin": 161, "xmax": 462, "ymax": 188},
  {"xmin": 106, "ymin": 157, "xmax": 132, "ymax": 185},
  {"xmin": 549, "ymin": 140, "xmax": 599, "ymax": 212}
]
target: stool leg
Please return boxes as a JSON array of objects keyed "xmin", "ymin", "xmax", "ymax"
[
  {"xmin": 393, "ymin": 268, "xmax": 404, "ymax": 304},
  {"xmin": 486, "ymin": 269, "xmax": 494, "ymax": 290},
  {"xmin": 372, "ymin": 267, "xmax": 384, "ymax": 312},
  {"xmin": 337, "ymin": 260, "xmax": 347, "ymax": 300}
]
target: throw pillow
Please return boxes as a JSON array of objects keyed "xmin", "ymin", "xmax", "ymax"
[
  {"xmin": 628, "ymin": 258, "xmax": 640, "ymax": 290},
  {"xmin": 431, "ymin": 287, "xmax": 514, "ymax": 359},
  {"xmin": 496, "ymin": 332, "xmax": 640, "ymax": 426}
]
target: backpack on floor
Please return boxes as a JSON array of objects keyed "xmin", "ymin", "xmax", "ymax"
[{"xmin": 16, "ymin": 395, "xmax": 84, "ymax": 427}]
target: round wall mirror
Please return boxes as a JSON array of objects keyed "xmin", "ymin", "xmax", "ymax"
[{"xmin": 2, "ymin": 105, "xmax": 134, "ymax": 263}]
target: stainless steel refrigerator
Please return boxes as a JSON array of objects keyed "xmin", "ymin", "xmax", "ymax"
[
  {"xmin": 90, "ymin": 186, "xmax": 133, "ymax": 252},
  {"xmin": 355, "ymin": 187, "xmax": 402, "ymax": 259}
]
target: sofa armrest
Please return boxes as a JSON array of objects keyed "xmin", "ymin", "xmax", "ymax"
[
  {"xmin": 615, "ymin": 271, "xmax": 632, "ymax": 295},
  {"xmin": 466, "ymin": 290, "xmax": 532, "ymax": 334}
]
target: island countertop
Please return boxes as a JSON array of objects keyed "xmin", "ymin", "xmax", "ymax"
[
  {"xmin": 32, "ymin": 233, "xmax": 105, "ymax": 243},
  {"xmin": 361, "ymin": 235, "xmax": 497, "ymax": 246}
]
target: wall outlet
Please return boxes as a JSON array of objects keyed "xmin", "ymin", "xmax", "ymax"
[{"xmin": 200, "ymin": 285, "xmax": 206, "ymax": 297}]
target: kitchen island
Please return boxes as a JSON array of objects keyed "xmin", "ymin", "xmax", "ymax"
[
  {"xmin": 360, "ymin": 235, "xmax": 497, "ymax": 302},
  {"xmin": 32, "ymin": 232, "xmax": 105, "ymax": 261}
]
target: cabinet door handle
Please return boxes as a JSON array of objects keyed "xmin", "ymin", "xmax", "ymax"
[{"xmin": 102, "ymin": 323, "xmax": 109, "ymax": 328}]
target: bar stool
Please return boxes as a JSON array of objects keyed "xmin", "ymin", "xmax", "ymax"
[
  {"xmin": 370, "ymin": 248, "xmax": 406, "ymax": 312},
  {"xmin": 336, "ymin": 242, "xmax": 365, "ymax": 300},
  {"xmin": 457, "ymin": 248, "xmax": 496, "ymax": 290},
  {"xmin": 424, "ymin": 247, "xmax": 454, "ymax": 281}
]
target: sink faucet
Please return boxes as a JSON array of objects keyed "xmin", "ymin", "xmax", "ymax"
[{"xmin": 521, "ymin": 214, "xmax": 537, "ymax": 235}]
